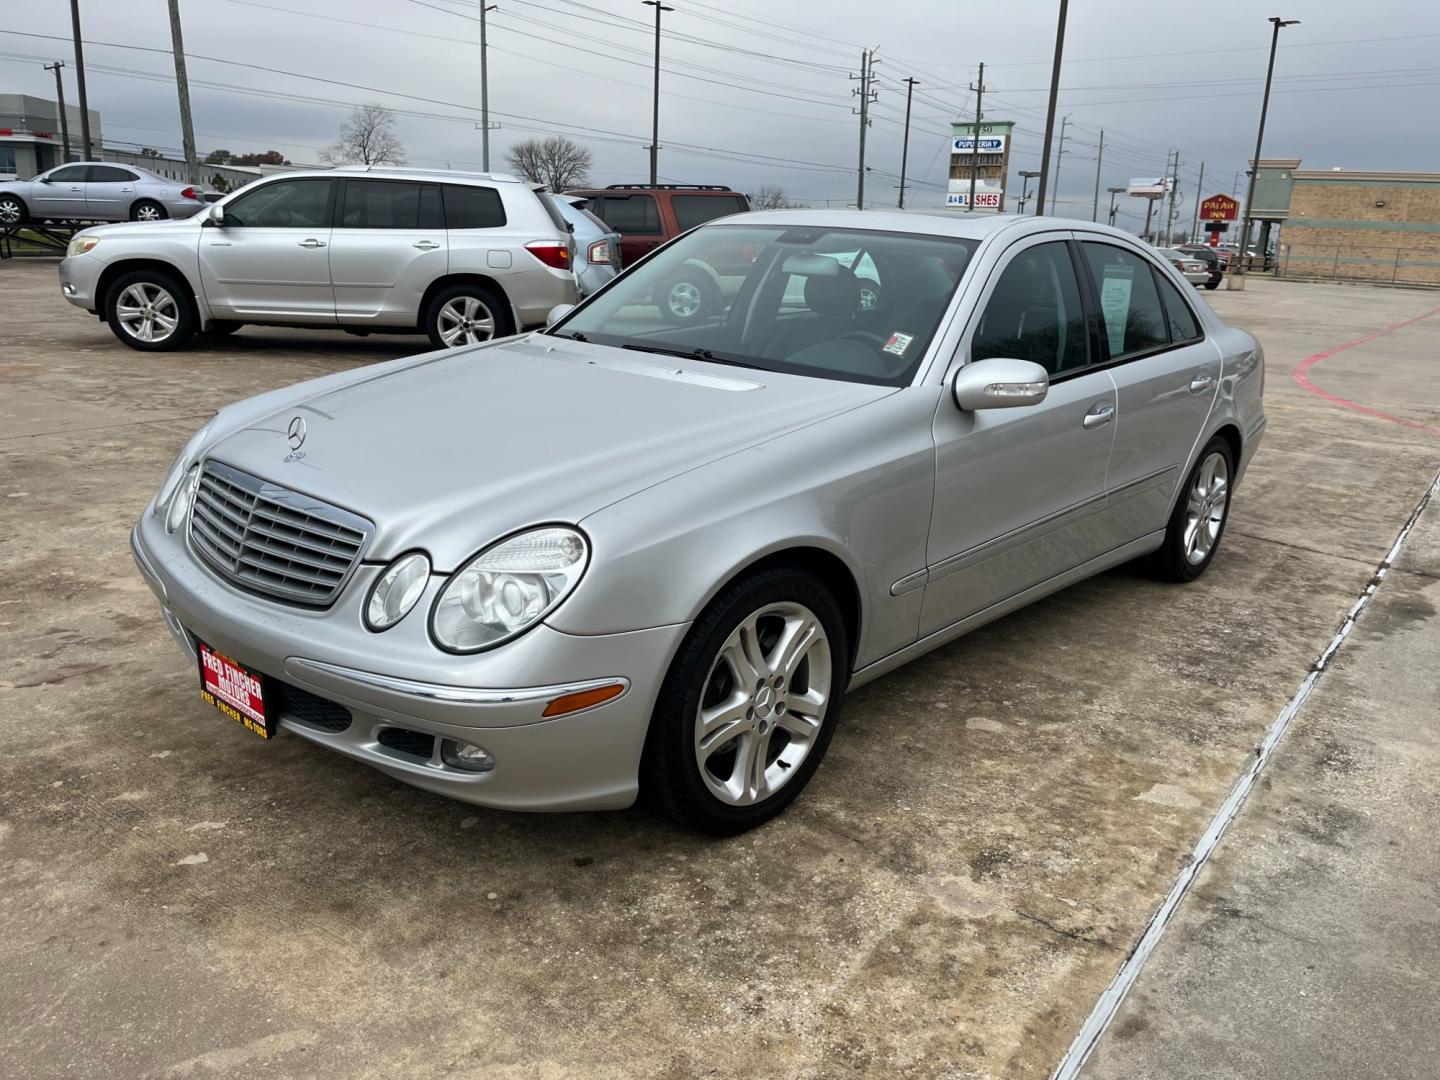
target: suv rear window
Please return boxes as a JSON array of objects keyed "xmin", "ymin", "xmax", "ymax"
[
  {"xmin": 672, "ymin": 194, "xmax": 748, "ymax": 231},
  {"xmin": 442, "ymin": 184, "xmax": 507, "ymax": 229},
  {"xmin": 595, "ymin": 194, "xmax": 660, "ymax": 234},
  {"xmin": 341, "ymin": 180, "xmax": 443, "ymax": 229}
]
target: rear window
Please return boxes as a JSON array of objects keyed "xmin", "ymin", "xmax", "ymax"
[
  {"xmin": 442, "ymin": 184, "xmax": 507, "ymax": 229},
  {"xmin": 89, "ymin": 165, "xmax": 138, "ymax": 182},
  {"xmin": 595, "ymin": 194, "xmax": 660, "ymax": 234},
  {"xmin": 672, "ymin": 194, "xmax": 748, "ymax": 231},
  {"xmin": 533, "ymin": 187, "xmax": 571, "ymax": 234},
  {"xmin": 341, "ymin": 180, "xmax": 442, "ymax": 229}
]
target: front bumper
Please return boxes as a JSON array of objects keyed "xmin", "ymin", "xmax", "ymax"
[
  {"xmin": 59, "ymin": 253, "xmax": 103, "ymax": 312},
  {"xmin": 132, "ymin": 514, "xmax": 688, "ymax": 811}
]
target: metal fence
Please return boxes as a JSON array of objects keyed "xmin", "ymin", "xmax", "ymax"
[{"xmin": 1276, "ymin": 243, "xmax": 1440, "ymax": 286}]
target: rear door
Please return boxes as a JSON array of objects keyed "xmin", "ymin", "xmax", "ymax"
[
  {"xmin": 84, "ymin": 165, "xmax": 140, "ymax": 220},
  {"xmin": 198, "ymin": 177, "xmax": 336, "ymax": 322},
  {"xmin": 592, "ymin": 192, "xmax": 663, "ymax": 265},
  {"xmin": 1078, "ymin": 240, "xmax": 1222, "ymax": 541},
  {"xmin": 32, "ymin": 165, "xmax": 89, "ymax": 218},
  {"xmin": 329, "ymin": 179, "xmax": 447, "ymax": 325}
]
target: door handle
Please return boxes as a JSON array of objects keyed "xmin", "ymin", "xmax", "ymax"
[
  {"xmin": 298, "ymin": 238, "xmax": 327, "ymax": 248},
  {"xmin": 413, "ymin": 240, "xmax": 441, "ymax": 251},
  {"xmin": 1189, "ymin": 374, "xmax": 1214, "ymax": 394},
  {"xmin": 1082, "ymin": 403, "xmax": 1115, "ymax": 429}
]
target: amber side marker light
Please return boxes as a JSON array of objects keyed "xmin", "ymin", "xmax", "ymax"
[{"xmin": 542, "ymin": 682, "xmax": 627, "ymax": 718}]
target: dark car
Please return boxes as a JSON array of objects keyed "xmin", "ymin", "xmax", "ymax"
[{"xmin": 1178, "ymin": 245, "xmax": 1225, "ymax": 290}]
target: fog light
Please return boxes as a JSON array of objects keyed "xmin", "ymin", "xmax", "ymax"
[
  {"xmin": 440, "ymin": 739, "xmax": 494, "ymax": 773},
  {"xmin": 62, "ymin": 282, "xmax": 77, "ymax": 296}
]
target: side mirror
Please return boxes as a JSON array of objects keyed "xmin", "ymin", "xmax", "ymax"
[
  {"xmin": 206, "ymin": 203, "xmax": 225, "ymax": 226},
  {"xmin": 39, "ymin": 176, "xmax": 53, "ymax": 184},
  {"xmin": 546, "ymin": 303, "xmax": 575, "ymax": 327},
  {"xmin": 951, "ymin": 356, "xmax": 1050, "ymax": 411}
]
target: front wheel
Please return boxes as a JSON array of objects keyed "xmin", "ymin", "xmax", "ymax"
[
  {"xmin": 0, "ymin": 195, "xmax": 27, "ymax": 226},
  {"xmin": 644, "ymin": 566, "xmax": 849, "ymax": 834},
  {"xmin": 105, "ymin": 270, "xmax": 196, "ymax": 351},
  {"xmin": 1150, "ymin": 436, "xmax": 1234, "ymax": 582},
  {"xmin": 1204, "ymin": 280, "xmax": 1220, "ymax": 290},
  {"xmin": 659, "ymin": 273, "xmax": 719, "ymax": 325},
  {"xmin": 424, "ymin": 283, "xmax": 514, "ymax": 349}
]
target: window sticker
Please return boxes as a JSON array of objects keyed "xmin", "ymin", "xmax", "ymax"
[
  {"xmin": 1098, "ymin": 270, "xmax": 1133, "ymax": 356},
  {"xmin": 883, "ymin": 331, "xmax": 914, "ymax": 356}
]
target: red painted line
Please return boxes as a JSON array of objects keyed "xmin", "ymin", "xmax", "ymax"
[{"xmin": 1290, "ymin": 307, "xmax": 1440, "ymax": 437}]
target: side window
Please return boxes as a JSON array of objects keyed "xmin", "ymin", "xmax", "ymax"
[
  {"xmin": 340, "ymin": 180, "xmax": 429, "ymax": 229},
  {"xmin": 1154, "ymin": 271, "xmax": 1203, "ymax": 342},
  {"xmin": 442, "ymin": 184, "xmax": 506, "ymax": 229},
  {"xmin": 971, "ymin": 241, "xmax": 1088, "ymax": 376},
  {"xmin": 671, "ymin": 194, "xmax": 746, "ymax": 231},
  {"xmin": 595, "ymin": 194, "xmax": 660, "ymax": 234},
  {"xmin": 47, "ymin": 165, "xmax": 90, "ymax": 183},
  {"xmin": 224, "ymin": 179, "xmax": 333, "ymax": 228},
  {"xmin": 88, "ymin": 166, "xmax": 137, "ymax": 183},
  {"xmin": 1081, "ymin": 243, "xmax": 1168, "ymax": 358}
]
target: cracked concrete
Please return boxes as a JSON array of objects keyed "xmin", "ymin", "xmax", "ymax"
[{"xmin": 2, "ymin": 264, "xmax": 1438, "ymax": 1078}]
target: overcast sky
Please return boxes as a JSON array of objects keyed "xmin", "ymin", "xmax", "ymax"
[{"xmin": 3, "ymin": 0, "xmax": 1438, "ymax": 229}]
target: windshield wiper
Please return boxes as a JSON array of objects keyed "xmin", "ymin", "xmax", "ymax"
[
  {"xmin": 620, "ymin": 343, "xmax": 758, "ymax": 370},
  {"xmin": 551, "ymin": 330, "xmax": 587, "ymax": 342}
]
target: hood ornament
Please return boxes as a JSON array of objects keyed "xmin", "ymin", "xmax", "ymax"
[{"xmin": 286, "ymin": 416, "xmax": 307, "ymax": 451}]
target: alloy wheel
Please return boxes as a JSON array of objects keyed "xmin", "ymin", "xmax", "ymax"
[
  {"xmin": 135, "ymin": 203, "xmax": 163, "ymax": 221},
  {"xmin": 694, "ymin": 601, "xmax": 832, "ymax": 807},
  {"xmin": 667, "ymin": 281, "xmax": 702, "ymax": 319},
  {"xmin": 1183, "ymin": 451, "xmax": 1230, "ymax": 565},
  {"xmin": 437, "ymin": 296, "xmax": 496, "ymax": 346},
  {"xmin": 0, "ymin": 198, "xmax": 20, "ymax": 225},
  {"xmin": 115, "ymin": 282, "xmax": 179, "ymax": 344}
]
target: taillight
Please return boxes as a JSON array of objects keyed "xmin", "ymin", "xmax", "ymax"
[
  {"xmin": 587, "ymin": 239, "xmax": 611, "ymax": 265},
  {"xmin": 525, "ymin": 240, "xmax": 571, "ymax": 270},
  {"xmin": 180, "ymin": 187, "xmax": 199, "ymax": 200}
]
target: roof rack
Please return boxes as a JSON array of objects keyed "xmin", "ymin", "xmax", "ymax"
[{"xmin": 603, "ymin": 183, "xmax": 733, "ymax": 191}]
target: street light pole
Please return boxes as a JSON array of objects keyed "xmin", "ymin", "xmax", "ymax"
[
  {"xmin": 1090, "ymin": 127, "xmax": 1103, "ymax": 222},
  {"xmin": 1235, "ymin": 16, "xmax": 1299, "ymax": 276},
  {"xmin": 1107, "ymin": 185, "xmax": 1125, "ymax": 227},
  {"xmin": 44, "ymin": 61, "xmax": 71, "ymax": 163},
  {"xmin": 1016, "ymin": 169, "xmax": 1040, "ymax": 214},
  {"xmin": 1033, "ymin": 0, "xmax": 1069, "ymax": 215},
  {"xmin": 69, "ymin": 0, "xmax": 92, "ymax": 160},
  {"xmin": 897, "ymin": 76, "xmax": 918, "ymax": 209},
  {"xmin": 642, "ymin": 0, "xmax": 673, "ymax": 187}
]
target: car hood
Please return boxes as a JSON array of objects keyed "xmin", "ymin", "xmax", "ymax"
[
  {"xmin": 82, "ymin": 217, "xmax": 203, "ymax": 241},
  {"xmin": 204, "ymin": 336, "xmax": 893, "ymax": 569}
]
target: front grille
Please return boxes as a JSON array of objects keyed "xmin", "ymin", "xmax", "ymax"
[
  {"xmin": 189, "ymin": 460, "xmax": 373, "ymax": 607},
  {"xmin": 377, "ymin": 727, "xmax": 436, "ymax": 762},
  {"xmin": 270, "ymin": 682, "xmax": 351, "ymax": 733}
]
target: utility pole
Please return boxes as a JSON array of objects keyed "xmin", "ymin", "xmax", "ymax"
[
  {"xmin": 1235, "ymin": 16, "xmax": 1300, "ymax": 276},
  {"xmin": 642, "ymin": 0, "xmax": 673, "ymax": 187},
  {"xmin": 1165, "ymin": 149, "xmax": 1181, "ymax": 244},
  {"xmin": 1107, "ymin": 185, "xmax": 1125, "ymax": 227},
  {"xmin": 851, "ymin": 48, "xmax": 878, "ymax": 209},
  {"xmin": 1034, "ymin": 0, "xmax": 1069, "ymax": 215},
  {"xmin": 166, "ymin": 0, "xmax": 199, "ymax": 185},
  {"xmin": 1190, "ymin": 160, "xmax": 1205, "ymax": 241},
  {"xmin": 69, "ymin": 0, "xmax": 92, "ymax": 159},
  {"xmin": 44, "ymin": 61, "xmax": 71, "ymax": 163},
  {"xmin": 968, "ymin": 62, "xmax": 986, "ymax": 213},
  {"xmin": 479, "ymin": 3, "xmax": 497, "ymax": 171},
  {"xmin": 1016, "ymin": 169, "xmax": 1040, "ymax": 214},
  {"xmin": 1090, "ymin": 127, "xmax": 1104, "ymax": 222},
  {"xmin": 1050, "ymin": 114, "xmax": 1069, "ymax": 216},
  {"xmin": 897, "ymin": 76, "xmax": 918, "ymax": 209}
]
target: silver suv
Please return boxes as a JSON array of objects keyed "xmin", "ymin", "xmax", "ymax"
[{"xmin": 58, "ymin": 167, "xmax": 578, "ymax": 351}]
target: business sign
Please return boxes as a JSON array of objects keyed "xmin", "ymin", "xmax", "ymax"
[
  {"xmin": 952, "ymin": 136, "xmax": 1006, "ymax": 154},
  {"xmin": 1200, "ymin": 193, "xmax": 1239, "ymax": 221},
  {"xmin": 1127, "ymin": 177, "xmax": 1172, "ymax": 198},
  {"xmin": 948, "ymin": 120, "xmax": 1015, "ymax": 213},
  {"xmin": 946, "ymin": 191, "xmax": 1003, "ymax": 209}
]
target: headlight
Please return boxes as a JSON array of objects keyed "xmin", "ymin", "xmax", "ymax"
[
  {"xmin": 166, "ymin": 465, "xmax": 200, "ymax": 532},
  {"xmin": 67, "ymin": 235, "xmax": 100, "ymax": 257},
  {"xmin": 430, "ymin": 527, "xmax": 589, "ymax": 652},
  {"xmin": 153, "ymin": 420, "xmax": 214, "ymax": 516},
  {"xmin": 365, "ymin": 552, "xmax": 432, "ymax": 631}
]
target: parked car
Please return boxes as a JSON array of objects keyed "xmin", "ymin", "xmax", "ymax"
[
  {"xmin": 1156, "ymin": 247, "xmax": 1211, "ymax": 287},
  {"xmin": 551, "ymin": 194, "xmax": 620, "ymax": 296},
  {"xmin": 131, "ymin": 210, "xmax": 1265, "ymax": 834},
  {"xmin": 58, "ymin": 167, "xmax": 578, "ymax": 351},
  {"xmin": 0, "ymin": 162, "xmax": 208, "ymax": 225},
  {"xmin": 1177, "ymin": 244, "xmax": 1225, "ymax": 289}
]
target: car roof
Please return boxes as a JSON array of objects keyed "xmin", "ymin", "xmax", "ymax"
[
  {"xmin": 710, "ymin": 208, "xmax": 1148, "ymax": 245},
  {"xmin": 322, "ymin": 166, "xmax": 529, "ymax": 184}
]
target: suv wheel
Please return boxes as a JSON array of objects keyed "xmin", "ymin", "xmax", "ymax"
[
  {"xmin": 424, "ymin": 283, "xmax": 515, "ymax": 348},
  {"xmin": 0, "ymin": 195, "xmax": 26, "ymax": 226},
  {"xmin": 105, "ymin": 270, "xmax": 196, "ymax": 351},
  {"xmin": 660, "ymin": 272, "xmax": 718, "ymax": 325},
  {"xmin": 130, "ymin": 200, "xmax": 168, "ymax": 222}
]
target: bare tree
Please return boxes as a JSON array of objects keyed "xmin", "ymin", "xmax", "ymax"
[
  {"xmin": 505, "ymin": 136, "xmax": 592, "ymax": 191},
  {"xmin": 750, "ymin": 184, "xmax": 800, "ymax": 210},
  {"xmin": 322, "ymin": 103, "xmax": 407, "ymax": 166}
]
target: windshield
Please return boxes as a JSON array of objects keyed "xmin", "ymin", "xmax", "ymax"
[{"xmin": 548, "ymin": 224, "xmax": 976, "ymax": 387}]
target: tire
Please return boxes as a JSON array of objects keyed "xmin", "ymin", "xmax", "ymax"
[
  {"xmin": 1150, "ymin": 435, "xmax": 1235, "ymax": 582},
  {"xmin": 423, "ymin": 282, "xmax": 514, "ymax": 349},
  {"xmin": 658, "ymin": 272, "xmax": 719, "ymax": 325},
  {"xmin": 130, "ymin": 200, "xmax": 168, "ymax": 222},
  {"xmin": 104, "ymin": 269, "xmax": 196, "ymax": 351},
  {"xmin": 203, "ymin": 320, "xmax": 242, "ymax": 337},
  {"xmin": 0, "ymin": 194, "xmax": 27, "ymax": 226},
  {"xmin": 643, "ymin": 565, "xmax": 850, "ymax": 835},
  {"xmin": 1204, "ymin": 280, "xmax": 1220, "ymax": 290}
]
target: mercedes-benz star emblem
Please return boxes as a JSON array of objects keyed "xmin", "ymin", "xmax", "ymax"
[{"xmin": 286, "ymin": 416, "xmax": 307, "ymax": 451}]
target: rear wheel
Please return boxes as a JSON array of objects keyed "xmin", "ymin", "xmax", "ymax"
[
  {"xmin": 0, "ymin": 195, "xmax": 27, "ymax": 226},
  {"xmin": 104, "ymin": 270, "xmax": 196, "ymax": 351},
  {"xmin": 1204, "ymin": 280, "xmax": 1220, "ymax": 290},
  {"xmin": 659, "ymin": 272, "xmax": 719, "ymax": 325},
  {"xmin": 644, "ymin": 566, "xmax": 848, "ymax": 834},
  {"xmin": 1150, "ymin": 436, "xmax": 1234, "ymax": 582},
  {"xmin": 424, "ymin": 283, "xmax": 514, "ymax": 349},
  {"xmin": 130, "ymin": 199, "xmax": 168, "ymax": 222}
]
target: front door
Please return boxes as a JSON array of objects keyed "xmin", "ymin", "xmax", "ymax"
[
  {"xmin": 1079, "ymin": 241, "xmax": 1223, "ymax": 540},
  {"xmin": 32, "ymin": 165, "xmax": 89, "ymax": 218},
  {"xmin": 198, "ymin": 178, "xmax": 337, "ymax": 323},
  {"xmin": 84, "ymin": 165, "xmax": 140, "ymax": 220},
  {"xmin": 329, "ymin": 179, "xmax": 447, "ymax": 326},
  {"xmin": 922, "ymin": 236, "xmax": 1117, "ymax": 636}
]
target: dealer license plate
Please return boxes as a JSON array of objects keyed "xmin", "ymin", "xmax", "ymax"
[{"xmin": 198, "ymin": 641, "xmax": 274, "ymax": 739}]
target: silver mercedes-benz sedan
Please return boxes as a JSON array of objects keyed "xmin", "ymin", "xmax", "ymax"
[{"xmin": 132, "ymin": 210, "xmax": 1265, "ymax": 834}]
